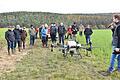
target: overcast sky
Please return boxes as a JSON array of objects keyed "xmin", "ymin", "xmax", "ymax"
[{"xmin": 0, "ymin": 0, "xmax": 120, "ymax": 14}]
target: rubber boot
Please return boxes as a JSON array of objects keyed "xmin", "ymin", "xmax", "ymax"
[
  {"xmin": 8, "ymin": 48, "xmax": 10, "ymax": 55},
  {"xmin": 18, "ymin": 47, "xmax": 21, "ymax": 52}
]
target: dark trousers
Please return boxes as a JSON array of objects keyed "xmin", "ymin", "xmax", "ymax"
[
  {"xmin": 36, "ymin": 32, "xmax": 38, "ymax": 39},
  {"xmin": 59, "ymin": 34, "xmax": 64, "ymax": 45},
  {"xmin": 42, "ymin": 36, "xmax": 47, "ymax": 47},
  {"xmin": 14, "ymin": 39, "xmax": 21, "ymax": 48},
  {"xmin": 7, "ymin": 41, "xmax": 14, "ymax": 49},
  {"xmin": 30, "ymin": 35, "xmax": 36, "ymax": 46},
  {"xmin": 85, "ymin": 35, "xmax": 91, "ymax": 44},
  {"xmin": 67, "ymin": 33, "xmax": 72, "ymax": 39},
  {"xmin": 21, "ymin": 39, "xmax": 26, "ymax": 49},
  {"xmin": 50, "ymin": 34, "xmax": 56, "ymax": 43}
]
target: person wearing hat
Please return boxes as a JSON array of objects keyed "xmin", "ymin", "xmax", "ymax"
[
  {"xmin": 21, "ymin": 27, "xmax": 27, "ymax": 49},
  {"xmin": 29, "ymin": 25, "xmax": 36, "ymax": 48},
  {"xmin": 13, "ymin": 25, "xmax": 22, "ymax": 52},
  {"xmin": 5, "ymin": 27, "xmax": 15, "ymax": 55}
]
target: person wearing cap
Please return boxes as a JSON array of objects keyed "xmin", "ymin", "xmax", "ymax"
[
  {"xmin": 29, "ymin": 25, "xmax": 36, "ymax": 48},
  {"xmin": 13, "ymin": 25, "xmax": 22, "ymax": 52},
  {"xmin": 21, "ymin": 27, "xmax": 27, "ymax": 49},
  {"xmin": 5, "ymin": 27, "xmax": 15, "ymax": 55}
]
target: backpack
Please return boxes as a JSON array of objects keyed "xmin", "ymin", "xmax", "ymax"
[
  {"xmin": 50, "ymin": 26, "xmax": 57, "ymax": 34},
  {"xmin": 58, "ymin": 26, "xmax": 65, "ymax": 34}
]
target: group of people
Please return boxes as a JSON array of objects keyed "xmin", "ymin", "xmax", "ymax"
[
  {"xmin": 4, "ymin": 14, "xmax": 120, "ymax": 74},
  {"xmin": 5, "ymin": 22, "xmax": 93, "ymax": 55},
  {"xmin": 5, "ymin": 25, "xmax": 27, "ymax": 55},
  {"xmin": 39, "ymin": 22, "xmax": 93, "ymax": 48}
]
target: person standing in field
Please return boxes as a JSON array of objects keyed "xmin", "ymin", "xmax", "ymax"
[
  {"xmin": 58, "ymin": 23, "xmax": 66, "ymax": 45},
  {"xmin": 41, "ymin": 24, "xmax": 46, "ymax": 47},
  {"xmin": 79, "ymin": 24, "xmax": 84, "ymax": 36},
  {"xmin": 45, "ymin": 24, "xmax": 49, "ymax": 47},
  {"xmin": 29, "ymin": 25, "xmax": 36, "ymax": 48},
  {"xmin": 39, "ymin": 24, "xmax": 44, "ymax": 39},
  {"xmin": 84, "ymin": 25, "xmax": 93, "ymax": 45},
  {"xmin": 67, "ymin": 25, "xmax": 72, "ymax": 39},
  {"xmin": 107, "ymin": 14, "xmax": 120, "ymax": 73},
  {"xmin": 13, "ymin": 25, "xmax": 22, "ymax": 52},
  {"xmin": 71, "ymin": 22, "xmax": 79, "ymax": 41},
  {"xmin": 5, "ymin": 27, "xmax": 15, "ymax": 55},
  {"xmin": 50, "ymin": 23, "xmax": 57, "ymax": 44},
  {"xmin": 21, "ymin": 27, "xmax": 27, "ymax": 49}
]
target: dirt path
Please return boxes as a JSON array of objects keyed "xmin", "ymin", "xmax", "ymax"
[{"xmin": 0, "ymin": 47, "xmax": 30, "ymax": 75}]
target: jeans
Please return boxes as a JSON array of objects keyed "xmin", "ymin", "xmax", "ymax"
[
  {"xmin": 109, "ymin": 46, "xmax": 120, "ymax": 71},
  {"xmin": 14, "ymin": 39, "xmax": 21, "ymax": 48},
  {"xmin": 85, "ymin": 35, "xmax": 91, "ymax": 44},
  {"xmin": 59, "ymin": 34, "xmax": 64, "ymax": 45},
  {"xmin": 7, "ymin": 41, "xmax": 14, "ymax": 49},
  {"xmin": 30, "ymin": 35, "xmax": 35, "ymax": 46}
]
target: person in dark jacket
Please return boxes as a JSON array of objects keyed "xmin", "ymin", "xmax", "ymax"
[
  {"xmin": 108, "ymin": 14, "xmax": 120, "ymax": 73},
  {"xmin": 39, "ymin": 25, "xmax": 43, "ymax": 39},
  {"xmin": 58, "ymin": 23, "xmax": 66, "ymax": 45},
  {"xmin": 5, "ymin": 27, "xmax": 15, "ymax": 55},
  {"xmin": 50, "ymin": 23, "xmax": 57, "ymax": 44},
  {"xmin": 84, "ymin": 25, "xmax": 93, "ymax": 45},
  {"xmin": 13, "ymin": 25, "xmax": 22, "ymax": 52},
  {"xmin": 21, "ymin": 27, "xmax": 27, "ymax": 49},
  {"xmin": 71, "ymin": 22, "xmax": 79, "ymax": 40}
]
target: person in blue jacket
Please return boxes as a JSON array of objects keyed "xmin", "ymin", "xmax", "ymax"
[{"xmin": 41, "ymin": 25, "xmax": 47, "ymax": 47}]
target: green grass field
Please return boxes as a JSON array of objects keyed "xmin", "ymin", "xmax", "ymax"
[{"xmin": 0, "ymin": 28, "xmax": 120, "ymax": 80}]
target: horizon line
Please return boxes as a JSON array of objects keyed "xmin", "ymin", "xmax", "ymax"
[{"xmin": 0, "ymin": 11, "xmax": 120, "ymax": 14}]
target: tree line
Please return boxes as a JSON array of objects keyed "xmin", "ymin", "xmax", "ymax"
[{"xmin": 0, "ymin": 11, "xmax": 116, "ymax": 29}]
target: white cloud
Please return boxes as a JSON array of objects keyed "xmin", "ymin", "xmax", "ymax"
[{"xmin": 0, "ymin": 0, "xmax": 120, "ymax": 13}]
